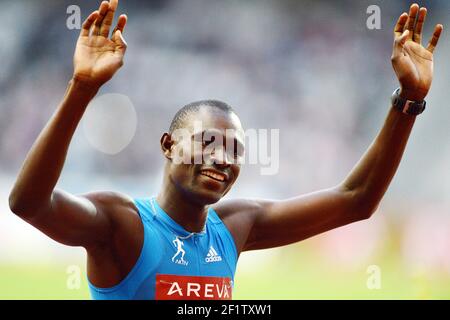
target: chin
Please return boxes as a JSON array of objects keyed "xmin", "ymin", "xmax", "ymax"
[
  {"xmin": 184, "ymin": 186, "xmax": 226, "ymax": 206},
  {"xmin": 194, "ymin": 189, "xmax": 223, "ymax": 205}
]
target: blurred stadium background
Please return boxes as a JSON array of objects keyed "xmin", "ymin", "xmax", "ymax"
[{"xmin": 1, "ymin": 0, "xmax": 450, "ymax": 299}]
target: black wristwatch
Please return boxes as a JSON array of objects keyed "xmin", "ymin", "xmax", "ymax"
[{"xmin": 391, "ymin": 88, "xmax": 426, "ymax": 115}]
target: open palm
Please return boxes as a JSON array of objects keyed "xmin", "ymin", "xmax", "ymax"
[
  {"xmin": 391, "ymin": 4, "xmax": 443, "ymax": 101},
  {"xmin": 73, "ymin": 0, "xmax": 127, "ymax": 88}
]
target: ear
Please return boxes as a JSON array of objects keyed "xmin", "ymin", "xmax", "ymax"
[{"xmin": 160, "ymin": 132, "xmax": 174, "ymax": 160}]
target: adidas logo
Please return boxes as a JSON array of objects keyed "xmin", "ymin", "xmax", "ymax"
[{"xmin": 205, "ymin": 246, "xmax": 222, "ymax": 263}]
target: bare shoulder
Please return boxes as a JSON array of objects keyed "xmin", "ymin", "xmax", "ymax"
[
  {"xmin": 80, "ymin": 191, "xmax": 144, "ymax": 286},
  {"xmin": 212, "ymin": 197, "xmax": 270, "ymax": 220},
  {"xmin": 80, "ymin": 190, "xmax": 135, "ymax": 206},
  {"xmin": 80, "ymin": 190, "xmax": 137, "ymax": 213},
  {"xmin": 211, "ymin": 197, "xmax": 273, "ymax": 255},
  {"xmin": 80, "ymin": 190, "xmax": 140, "ymax": 230}
]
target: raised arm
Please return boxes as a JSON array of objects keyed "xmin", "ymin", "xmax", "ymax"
[
  {"xmin": 8, "ymin": 0, "xmax": 130, "ymax": 248},
  {"xmin": 228, "ymin": 4, "xmax": 443, "ymax": 252}
]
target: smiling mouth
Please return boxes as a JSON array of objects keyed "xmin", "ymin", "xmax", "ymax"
[{"xmin": 200, "ymin": 170, "xmax": 227, "ymax": 182}]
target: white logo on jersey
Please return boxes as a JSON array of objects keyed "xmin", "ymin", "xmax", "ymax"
[
  {"xmin": 205, "ymin": 245, "xmax": 222, "ymax": 263},
  {"xmin": 172, "ymin": 236, "xmax": 188, "ymax": 266}
]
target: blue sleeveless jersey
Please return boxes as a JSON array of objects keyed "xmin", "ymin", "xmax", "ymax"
[{"xmin": 88, "ymin": 197, "xmax": 238, "ymax": 300}]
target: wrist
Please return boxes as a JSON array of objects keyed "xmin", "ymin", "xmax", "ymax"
[
  {"xmin": 399, "ymin": 87, "xmax": 427, "ymax": 102},
  {"xmin": 70, "ymin": 74, "xmax": 101, "ymax": 92},
  {"xmin": 70, "ymin": 76, "xmax": 101, "ymax": 95}
]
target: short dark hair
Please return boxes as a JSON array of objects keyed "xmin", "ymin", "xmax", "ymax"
[{"xmin": 169, "ymin": 100, "xmax": 236, "ymax": 133}]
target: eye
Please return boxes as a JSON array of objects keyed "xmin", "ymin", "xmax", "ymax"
[
  {"xmin": 233, "ymin": 141, "xmax": 243, "ymax": 158},
  {"xmin": 234, "ymin": 150, "xmax": 240, "ymax": 158},
  {"xmin": 202, "ymin": 136, "xmax": 215, "ymax": 147}
]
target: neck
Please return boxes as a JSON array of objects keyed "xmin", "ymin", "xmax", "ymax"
[{"xmin": 156, "ymin": 175, "xmax": 208, "ymax": 233}]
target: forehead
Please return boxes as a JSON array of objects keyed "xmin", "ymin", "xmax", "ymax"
[{"xmin": 185, "ymin": 106, "xmax": 244, "ymax": 138}]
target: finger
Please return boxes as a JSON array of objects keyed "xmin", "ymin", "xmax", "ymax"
[
  {"xmin": 92, "ymin": 1, "xmax": 109, "ymax": 36},
  {"xmin": 113, "ymin": 30, "xmax": 128, "ymax": 55},
  {"xmin": 394, "ymin": 12, "xmax": 408, "ymax": 37},
  {"xmin": 393, "ymin": 30, "xmax": 409, "ymax": 58},
  {"xmin": 109, "ymin": 0, "xmax": 118, "ymax": 11},
  {"xmin": 99, "ymin": 0, "xmax": 118, "ymax": 37},
  {"xmin": 413, "ymin": 7, "xmax": 427, "ymax": 44},
  {"xmin": 426, "ymin": 24, "xmax": 443, "ymax": 53},
  {"xmin": 111, "ymin": 14, "xmax": 127, "ymax": 38},
  {"xmin": 405, "ymin": 3, "xmax": 419, "ymax": 40},
  {"xmin": 79, "ymin": 11, "xmax": 99, "ymax": 37}
]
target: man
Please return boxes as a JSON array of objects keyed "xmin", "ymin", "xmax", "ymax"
[{"xmin": 9, "ymin": 0, "xmax": 443, "ymax": 299}]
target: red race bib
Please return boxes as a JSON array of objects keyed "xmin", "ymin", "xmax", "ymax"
[{"xmin": 155, "ymin": 274, "xmax": 232, "ymax": 300}]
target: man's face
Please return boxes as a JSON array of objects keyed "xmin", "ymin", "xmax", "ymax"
[{"xmin": 163, "ymin": 107, "xmax": 245, "ymax": 205}]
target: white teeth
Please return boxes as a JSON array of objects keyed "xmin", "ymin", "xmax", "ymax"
[{"xmin": 201, "ymin": 170, "xmax": 225, "ymax": 181}]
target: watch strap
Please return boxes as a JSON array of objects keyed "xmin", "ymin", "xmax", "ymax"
[{"xmin": 391, "ymin": 88, "xmax": 426, "ymax": 115}]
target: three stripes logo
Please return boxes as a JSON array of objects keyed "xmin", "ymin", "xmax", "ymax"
[{"xmin": 205, "ymin": 246, "xmax": 222, "ymax": 263}]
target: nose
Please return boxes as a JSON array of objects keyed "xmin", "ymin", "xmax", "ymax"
[{"xmin": 209, "ymin": 146, "xmax": 231, "ymax": 168}]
